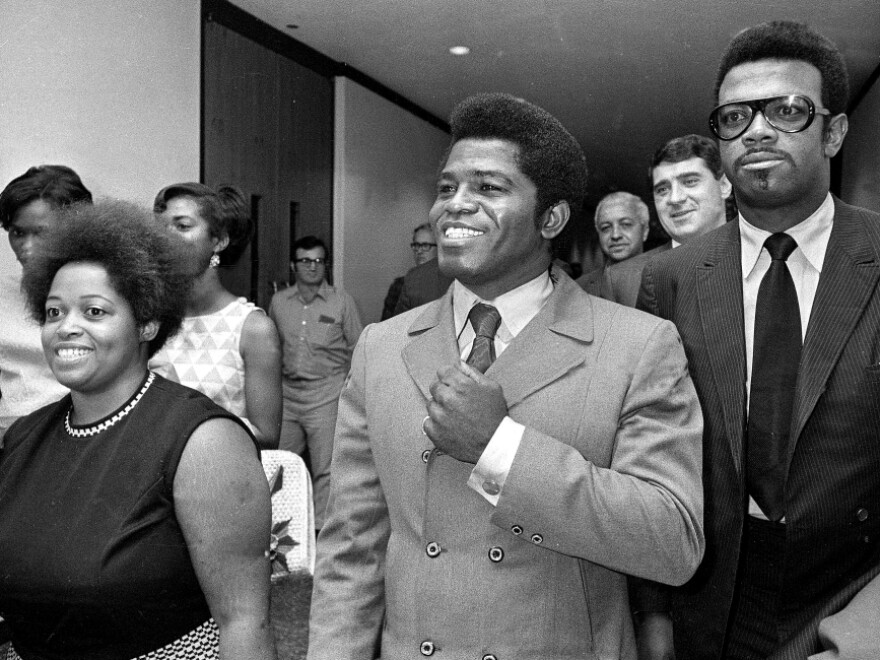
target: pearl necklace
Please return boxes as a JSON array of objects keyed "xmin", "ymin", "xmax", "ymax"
[{"xmin": 65, "ymin": 372, "xmax": 156, "ymax": 438}]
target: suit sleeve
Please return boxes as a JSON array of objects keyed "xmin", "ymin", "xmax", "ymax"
[
  {"xmin": 629, "ymin": 258, "xmax": 678, "ymax": 609},
  {"xmin": 491, "ymin": 319, "xmax": 705, "ymax": 586},
  {"xmin": 636, "ymin": 258, "xmax": 660, "ymax": 316},
  {"xmin": 307, "ymin": 325, "xmax": 389, "ymax": 660}
]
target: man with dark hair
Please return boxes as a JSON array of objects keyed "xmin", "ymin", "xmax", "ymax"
[
  {"xmin": 268, "ymin": 235, "xmax": 362, "ymax": 530},
  {"xmin": 603, "ymin": 135, "xmax": 733, "ymax": 306},
  {"xmin": 634, "ymin": 20, "xmax": 880, "ymax": 659},
  {"xmin": 308, "ymin": 93, "xmax": 704, "ymax": 659}
]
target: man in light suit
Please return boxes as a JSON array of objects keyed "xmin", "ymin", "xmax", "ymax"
[
  {"xmin": 308, "ymin": 93, "xmax": 705, "ymax": 659},
  {"xmin": 633, "ymin": 20, "xmax": 880, "ymax": 660},
  {"xmin": 576, "ymin": 191, "xmax": 650, "ymax": 298},
  {"xmin": 604, "ymin": 135, "xmax": 732, "ymax": 307}
]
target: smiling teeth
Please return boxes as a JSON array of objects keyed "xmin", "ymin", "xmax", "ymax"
[
  {"xmin": 445, "ymin": 227, "xmax": 484, "ymax": 239},
  {"xmin": 58, "ymin": 348, "xmax": 90, "ymax": 359}
]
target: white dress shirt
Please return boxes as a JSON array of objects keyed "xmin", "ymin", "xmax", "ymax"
[
  {"xmin": 740, "ymin": 192, "xmax": 834, "ymax": 518},
  {"xmin": 449, "ymin": 270, "xmax": 554, "ymax": 506}
]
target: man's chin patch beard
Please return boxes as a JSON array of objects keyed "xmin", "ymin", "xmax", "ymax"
[{"xmin": 756, "ymin": 170, "xmax": 769, "ymax": 190}]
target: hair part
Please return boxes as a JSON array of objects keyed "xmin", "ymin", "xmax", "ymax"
[
  {"xmin": 153, "ymin": 182, "xmax": 253, "ymax": 265},
  {"xmin": 22, "ymin": 199, "xmax": 192, "ymax": 357},
  {"xmin": 650, "ymin": 134, "xmax": 724, "ymax": 179},
  {"xmin": 594, "ymin": 191, "xmax": 649, "ymax": 228},
  {"xmin": 0, "ymin": 165, "xmax": 92, "ymax": 230},
  {"xmin": 715, "ymin": 20, "xmax": 849, "ymax": 116},
  {"xmin": 445, "ymin": 92, "xmax": 588, "ymax": 215}
]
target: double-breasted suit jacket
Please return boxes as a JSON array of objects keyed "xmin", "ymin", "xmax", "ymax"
[
  {"xmin": 636, "ymin": 198, "xmax": 880, "ymax": 659},
  {"xmin": 308, "ymin": 272, "xmax": 704, "ymax": 660}
]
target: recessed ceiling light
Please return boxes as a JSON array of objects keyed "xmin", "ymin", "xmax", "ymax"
[{"xmin": 449, "ymin": 46, "xmax": 470, "ymax": 56}]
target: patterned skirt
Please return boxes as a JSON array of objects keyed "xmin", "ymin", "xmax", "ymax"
[{"xmin": 4, "ymin": 619, "xmax": 219, "ymax": 660}]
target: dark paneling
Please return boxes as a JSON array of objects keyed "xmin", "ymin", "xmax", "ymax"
[{"xmin": 204, "ymin": 20, "xmax": 333, "ymax": 308}]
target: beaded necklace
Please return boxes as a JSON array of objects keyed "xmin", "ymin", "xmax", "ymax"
[{"xmin": 65, "ymin": 372, "xmax": 156, "ymax": 438}]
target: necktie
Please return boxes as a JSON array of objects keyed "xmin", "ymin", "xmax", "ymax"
[
  {"xmin": 747, "ymin": 233, "xmax": 801, "ymax": 522},
  {"xmin": 465, "ymin": 303, "xmax": 502, "ymax": 373}
]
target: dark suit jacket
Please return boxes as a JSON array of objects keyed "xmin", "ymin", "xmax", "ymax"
[
  {"xmin": 635, "ymin": 198, "xmax": 880, "ymax": 659},
  {"xmin": 393, "ymin": 258, "xmax": 453, "ymax": 315},
  {"xmin": 575, "ymin": 264, "xmax": 612, "ymax": 299},
  {"xmin": 606, "ymin": 243, "xmax": 672, "ymax": 307}
]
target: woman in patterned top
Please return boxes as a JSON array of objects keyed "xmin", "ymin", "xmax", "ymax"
[
  {"xmin": 150, "ymin": 183, "xmax": 281, "ymax": 448},
  {"xmin": 0, "ymin": 200, "xmax": 276, "ymax": 659}
]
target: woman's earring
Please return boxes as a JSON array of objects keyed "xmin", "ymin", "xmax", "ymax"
[{"xmin": 209, "ymin": 253, "xmax": 221, "ymax": 269}]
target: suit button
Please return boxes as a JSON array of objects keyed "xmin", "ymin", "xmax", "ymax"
[
  {"xmin": 482, "ymin": 655, "xmax": 498, "ymax": 660},
  {"xmin": 530, "ymin": 533, "xmax": 543, "ymax": 545},
  {"xmin": 488, "ymin": 546, "xmax": 504, "ymax": 563},
  {"xmin": 421, "ymin": 449, "xmax": 431, "ymax": 463},
  {"xmin": 420, "ymin": 640, "xmax": 435, "ymax": 656},
  {"xmin": 426, "ymin": 542, "xmax": 441, "ymax": 558},
  {"xmin": 511, "ymin": 525, "xmax": 523, "ymax": 535},
  {"xmin": 482, "ymin": 479, "xmax": 500, "ymax": 496},
  {"xmin": 856, "ymin": 508, "xmax": 869, "ymax": 522}
]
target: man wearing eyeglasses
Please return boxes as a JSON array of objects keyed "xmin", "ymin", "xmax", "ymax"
[
  {"xmin": 268, "ymin": 234, "xmax": 363, "ymax": 531},
  {"xmin": 381, "ymin": 223, "xmax": 439, "ymax": 320},
  {"xmin": 633, "ymin": 20, "xmax": 880, "ymax": 660}
]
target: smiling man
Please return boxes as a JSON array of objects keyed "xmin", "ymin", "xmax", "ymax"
[
  {"xmin": 307, "ymin": 93, "xmax": 704, "ymax": 660},
  {"xmin": 634, "ymin": 21, "xmax": 880, "ymax": 660},
  {"xmin": 602, "ymin": 135, "xmax": 733, "ymax": 306}
]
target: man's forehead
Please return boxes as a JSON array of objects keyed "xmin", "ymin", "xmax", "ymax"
[
  {"xmin": 295, "ymin": 246, "xmax": 325, "ymax": 258},
  {"xmin": 653, "ymin": 157, "xmax": 713, "ymax": 182},
  {"xmin": 719, "ymin": 58, "xmax": 823, "ymax": 102}
]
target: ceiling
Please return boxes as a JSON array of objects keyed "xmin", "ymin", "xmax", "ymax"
[{"xmin": 229, "ymin": 0, "xmax": 880, "ymax": 205}]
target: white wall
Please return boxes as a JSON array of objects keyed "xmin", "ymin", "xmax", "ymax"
[
  {"xmin": 0, "ymin": 0, "xmax": 200, "ymax": 210},
  {"xmin": 334, "ymin": 77, "xmax": 449, "ymax": 325},
  {"xmin": 841, "ymin": 75, "xmax": 880, "ymax": 213}
]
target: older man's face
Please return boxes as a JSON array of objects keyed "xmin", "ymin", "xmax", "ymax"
[{"xmin": 596, "ymin": 200, "xmax": 647, "ymax": 263}]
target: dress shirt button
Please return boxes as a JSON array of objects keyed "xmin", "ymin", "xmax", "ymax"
[
  {"xmin": 420, "ymin": 640, "xmax": 435, "ymax": 656},
  {"xmin": 488, "ymin": 546, "xmax": 504, "ymax": 563},
  {"xmin": 421, "ymin": 449, "xmax": 431, "ymax": 463},
  {"xmin": 511, "ymin": 525, "xmax": 523, "ymax": 536},
  {"xmin": 426, "ymin": 542, "xmax": 441, "ymax": 558},
  {"xmin": 482, "ymin": 479, "xmax": 500, "ymax": 496},
  {"xmin": 482, "ymin": 655, "xmax": 498, "ymax": 660},
  {"xmin": 856, "ymin": 507, "xmax": 869, "ymax": 522},
  {"xmin": 530, "ymin": 533, "xmax": 543, "ymax": 545}
]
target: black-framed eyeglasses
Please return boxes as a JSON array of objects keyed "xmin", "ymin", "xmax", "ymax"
[
  {"xmin": 709, "ymin": 95, "xmax": 831, "ymax": 141},
  {"xmin": 293, "ymin": 257, "xmax": 328, "ymax": 267},
  {"xmin": 410, "ymin": 242, "xmax": 437, "ymax": 252}
]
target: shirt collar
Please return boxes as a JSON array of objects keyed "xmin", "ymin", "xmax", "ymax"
[
  {"xmin": 452, "ymin": 269, "xmax": 554, "ymax": 343},
  {"xmin": 740, "ymin": 192, "xmax": 834, "ymax": 279},
  {"xmin": 293, "ymin": 279, "xmax": 330, "ymax": 302}
]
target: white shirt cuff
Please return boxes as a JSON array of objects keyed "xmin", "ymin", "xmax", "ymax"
[{"xmin": 467, "ymin": 416, "xmax": 525, "ymax": 506}]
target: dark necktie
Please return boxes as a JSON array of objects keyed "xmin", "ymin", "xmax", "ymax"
[
  {"xmin": 747, "ymin": 233, "xmax": 801, "ymax": 522},
  {"xmin": 465, "ymin": 303, "xmax": 502, "ymax": 373}
]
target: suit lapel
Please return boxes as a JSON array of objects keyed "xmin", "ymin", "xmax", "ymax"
[
  {"xmin": 791, "ymin": 201, "xmax": 880, "ymax": 445},
  {"xmin": 697, "ymin": 223, "xmax": 747, "ymax": 474},
  {"xmin": 402, "ymin": 274, "xmax": 592, "ymax": 407},
  {"xmin": 401, "ymin": 291, "xmax": 460, "ymax": 400},
  {"xmin": 488, "ymin": 275, "xmax": 591, "ymax": 408}
]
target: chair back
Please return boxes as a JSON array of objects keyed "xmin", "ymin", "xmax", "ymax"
[{"xmin": 261, "ymin": 449, "xmax": 315, "ymax": 577}]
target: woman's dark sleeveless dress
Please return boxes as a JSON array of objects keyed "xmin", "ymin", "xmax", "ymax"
[{"xmin": 0, "ymin": 373, "xmax": 255, "ymax": 660}]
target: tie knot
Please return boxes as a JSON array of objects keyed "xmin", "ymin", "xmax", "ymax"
[
  {"xmin": 764, "ymin": 233, "xmax": 798, "ymax": 261},
  {"xmin": 468, "ymin": 303, "xmax": 502, "ymax": 339}
]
